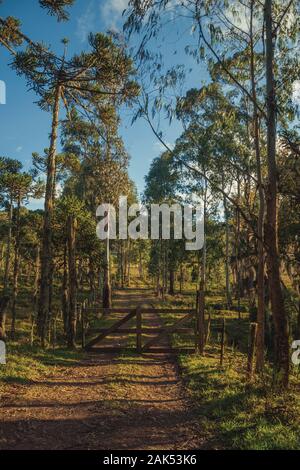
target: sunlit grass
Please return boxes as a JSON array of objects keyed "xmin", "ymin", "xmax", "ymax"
[{"xmin": 178, "ymin": 349, "xmax": 300, "ymax": 449}]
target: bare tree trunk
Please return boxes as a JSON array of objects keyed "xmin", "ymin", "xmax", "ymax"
[
  {"xmin": 179, "ymin": 263, "xmax": 183, "ymax": 293},
  {"xmin": 0, "ymin": 196, "xmax": 13, "ymax": 340},
  {"xmin": 297, "ymin": 283, "xmax": 300, "ymax": 339},
  {"xmin": 67, "ymin": 216, "xmax": 77, "ymax": 348},
  {"xmin": 250, "ymin": 0, "xmax": 265, "ymax": 371},
  {"xmin": 62, "ymin": 240, "xmax": 69, "ymax": 336},
  {"xmin": 264, "ymin": 0, "xmax": 289, "ymax": 387},
  {"xmin": 196, "ymin": 178, "xmax": 207, "ymax": 350},
  {"xmin": 120, "ymin": 241, "xmax": 124, "ymax": 288},
  {"xmin": 235, "ymin": 178, "xmax": 241, "ymax": 318},
  {"xmin": 139, "ymin": 248, "xmax": 143, "ymax": 279},
  {"xmin": 103, "ymin": 236, "xmax": 112, "ymax": 309},
  {"xmin": 33, "ymin": 245, "xmax": 40, "ymax": 324},
  {"xmin": 3, "ymin": 196, "xmax": 13, "ymax": 290},
  {"xmin": 88, "ymin": 256, "xmax": 96, "ymax": 298},
  {"xmin": 169, "ymin": 268, "xmax": 175, "ymax": 295},
  {"xmin": 222, "ymin": 176, "xmax": 232, "ymax": 308},
  {"xmin": 37, "ymin": 83, "xmax": 61, "ymax": 347},
  {"xmin": 11, "ymin": 194, "xmax": 21, "ymax": 338},
  {"xmin": 124, "ymin": 240, "xmax": 128, "ymax": 286}
]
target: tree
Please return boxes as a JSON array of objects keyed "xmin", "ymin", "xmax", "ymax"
[
  {"xmin": 264, "ymin": 0, "xmax": 289, "ymax": 387},
  {"xmin": 56, "ymin": 195, "xmax": 86, "ymax": 348},
  {"xmin": 0, "ymin": 158, "xmax": 22, "ymax": 340},
  {"xmin": 124, "ymin": 0, "xmax": 298, "ymax": 387},
  {"xmin": 62, "ymin": 111, "xmax": 134, "ymax": 308},
  {"xmin": 10, "ymin": 173, "xmax": 43, "ymax": 338},
  {"xmin": 1, "ymin": 30, "xmax": 137, "ymax": 344}
]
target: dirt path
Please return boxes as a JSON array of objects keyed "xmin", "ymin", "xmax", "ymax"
[{"xmin": 0, "ymin": 290, "xmax": 206, "ymax": 450}]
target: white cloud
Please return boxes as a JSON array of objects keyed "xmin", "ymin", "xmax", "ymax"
[
  {"xmin": 100, "ymin": 0, "xmax": 129, "ymax": 30},
  {"xmin": 16, "ymin": 146, "xmax": 23, "ymax": 152},
  {"xmin": 76, "ymin": 1, "xmax": 96, "ymax": 43}
]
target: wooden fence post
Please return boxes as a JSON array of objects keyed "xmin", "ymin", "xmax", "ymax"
[
  {"xmin": 220, "ymin": 317, "xmax": 226, "ymax": 366},
  {"xmin": 136, "ymin": 306, "xmax": 142, "ymax": 353},
  {"xmin": 247, "ymin": 322, "xmax": 258, "ymax": 381}
]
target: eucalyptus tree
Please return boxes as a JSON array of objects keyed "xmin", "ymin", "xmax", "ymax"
[
  {"xmin": 175, "ymin": 84, "xmax": 253, "ymax": 308},
  {"xmin": 278, "ymin": 135, "xmax": 300, "ymax": 339},
  {"xmin": 144, "ymin": 151, "xmax": 181, "ymax": 294},
  {"xmin": 125, "ymin": 0, "xmax": 299, "ymax": 387}
]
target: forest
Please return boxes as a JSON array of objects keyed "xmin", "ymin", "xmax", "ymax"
[{"xmin": 0, "ymin": 0, "xmax": 300, "ymax": 452}]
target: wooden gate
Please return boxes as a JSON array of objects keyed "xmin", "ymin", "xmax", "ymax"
[{"xmin": 82, "ymin": 306, "xmax": 198, "ymax": 354}]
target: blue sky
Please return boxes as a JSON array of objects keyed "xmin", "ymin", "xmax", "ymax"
[{"xmin": 0, "ymin": 0, "xmax": 208, "ymax": 207}]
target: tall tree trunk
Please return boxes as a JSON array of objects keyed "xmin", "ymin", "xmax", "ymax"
[
  {"xmin": 67, "ymin": 216, "xmax": 77, "ymax": 349},
  {"xmin": 120, "ymin": 241, "xmax": 124, "ymax": 288},
  {"xmin": 179, "ymin": 263, "xmax": 183, "ymax": 293},
  {"xmin": 163, "ymin": 240, "xmax": 167, "ymax": 294},
  {"xmin": 196, "ymin": 177, "xmax": 207, "ymax": 352},
  {"xmin": 0, "ymin": 195, "xmax": 13, "ymax": 340},
  {"xmin": 235, "ymin": 178, "xmax": 241, "ymax": 318},
  {"xmin": 62, "ymin": 240, "xmax": 69, "ymax": 335},
  {"xmin": 139, "ymin": 248, "xmax": 143, "ymax": 279},
  {"xmin": 103, "ymin": 235, "xmax": 112, "ymax": 309},
  {"xmin": 250, "ymin": 0, "xmax": 265, "ymax": 371},
  {"xmin": 264, "ymin": 0, "xmax": 289, "ymax": 387},
  {"xmin": 33, "ymin": 245, "xmax": 40, "ymax": 319},
  {"xmin": 297, "ymin": 283, "xmax": 300, "ymax": 339},
  {"xmin": 88, "ymin": 256, "xmax": 96, "ymax": 299},
  {"xmin": 222, "ymin": 176, "xmax": 232, "ymax": 308},
  {"xmin": 11, "ymin": 194, "xmax": 21, "ymax": 338},
  {"xmin": 3, "ymin": 196, "xmax": 13, "ymax": 290},
  {"xmin": 169, "ymin": 268, "xmax": 175, "ymax": 295},
  {"xmin": 127, "ymin": 239, "xmax": 131, "ymax": 287},
  {"xmin": 37, "ymin": 83, "xmax": 61, "ymax": 346}
]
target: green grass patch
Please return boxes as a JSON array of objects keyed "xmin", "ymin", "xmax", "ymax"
[
  {"xmin": 0, "ymin": 341, "xmax": 84, "ymax": 386},
  {"xmin": 178, "ymin": 351, "xmax": 300, "ymax": 449}
]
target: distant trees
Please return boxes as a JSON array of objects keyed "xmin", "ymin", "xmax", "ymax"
[{"xmin": 0, "ymin": 158, "xmax": 43, "ymax": 340}]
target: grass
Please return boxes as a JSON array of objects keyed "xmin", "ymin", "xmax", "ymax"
[
  {"xmin": 178, "ymin": 352, "xmax": 300, "ymax": 449},
  {"xmin": 1, "ymin": 283, "xmax": 299, "ymax": 450},
  {"xmin": 0, "ymin": 315, "xmax": 85, "ymax": 392},
  {"xmin": 151, "ymin": 289, "xmax": 300, "ymax": 449}
]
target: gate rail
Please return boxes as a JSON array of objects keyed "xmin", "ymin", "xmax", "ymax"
[{"xmin": 81, "ymin": 305, "xmax": 198, "ymax": 354}]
